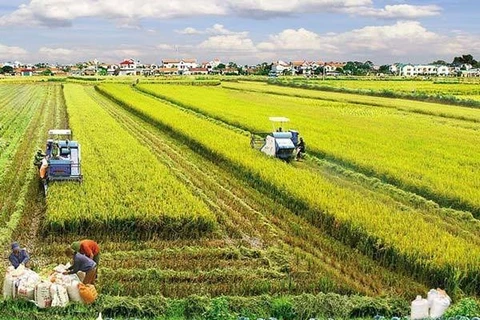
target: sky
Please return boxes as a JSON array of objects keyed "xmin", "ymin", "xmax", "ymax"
[{"xmin": 0, "ymin": 0, "xmax": 478, "ymax": 65}]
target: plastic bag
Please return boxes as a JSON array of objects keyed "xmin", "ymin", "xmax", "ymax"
[{"xmin": 78, "ymin": 283, "xmax": 97, "ymax": 304}]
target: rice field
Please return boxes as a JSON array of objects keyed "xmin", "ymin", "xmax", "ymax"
[{"xmin": 1, "ymin": 78, "xmax": 479, "ymax": 319}]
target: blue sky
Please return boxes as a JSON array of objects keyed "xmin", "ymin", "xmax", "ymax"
[{"xmin": 0, "ymin": 0, "xmax": 478, "ymax": 65}]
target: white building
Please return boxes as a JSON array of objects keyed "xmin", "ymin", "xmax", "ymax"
[
  {"xmin": 401, "ymin": 64, "xmax": 452, "ymax": 77},
  {"xmin": 437, "ymin": 65, "xmax": 450, "ymax": 76},
  {"xmin": 118, "ymin": 59, "xmax": 137, "ymax": 76},
  {"xmin": 271, "ymin": 60, "xmax": 291, "ymax": 75},
  {"xmin": 162, "ymin": 59, "xmax": 198, "ymax": 74},
  {"xmin": 389, "ymin": 65, "xmax": 398, "ymax": 74}
]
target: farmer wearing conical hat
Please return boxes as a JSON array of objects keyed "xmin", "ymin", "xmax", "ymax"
[{"xmin": 9, "ymin": 242, "xmax": 30, "ymax": 269}]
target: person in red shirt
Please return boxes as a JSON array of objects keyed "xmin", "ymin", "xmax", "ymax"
[{"xmin": 71, "ymin": 240, "xmax": 100, "ymax": 266}]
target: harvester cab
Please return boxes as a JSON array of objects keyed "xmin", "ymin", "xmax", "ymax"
[
  {"xmin": 34, "ymin": 129, "xmax": 82, "ymax": 194},
  {"xmin": 250, "ymin": 117, "xmax": 299, "ymax": 161}
]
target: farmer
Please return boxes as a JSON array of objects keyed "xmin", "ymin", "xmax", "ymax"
[
  {"xmin": 64, "ymin": 247, "xmax": 97, "ymax": 285},
  {"xmin": 296, "ymin": 137, "xmax": 306, "ymax": 160},
  {"xmin": 71, "ymin": 239, "xmax": 100, "ymax": 267},
  {"xmin": 9, "ymin": 242, "xmax": 30, "ymax": 269}
]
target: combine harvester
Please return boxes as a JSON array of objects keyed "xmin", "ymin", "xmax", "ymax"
[
  {"xmin": 34, "ymin": 129, "xmax": 82, "ymax": 194},
  {"xmin": 250, "ymin": 117, "xmax": 300, "ymax": 161}
]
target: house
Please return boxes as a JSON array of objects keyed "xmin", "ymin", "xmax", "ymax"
[
  {"xmin": 83, "ymin": 68, "xmax": 96, "ymax": 76},
  {"xmin": 323, "ymin": 62, "xmax": 346, "ymax": 75},
  {"xmin": 20, "ymin": 68, "xmax": 33, "ymax": 76},
  {"xmin": 437, "ymin": 65, "xmax": 450, "ymax": 76},
  {"xmin": 69, "ymin": 67, "xmax": 82, "ymax": 76},
  {"xmin": 224, "ymin": 67, "xmax": 239, "ymax": 75},
  {"xmin": 201, "ymin": 58, "xmax": 222, "ymax": 72},
  {"xmin": 118, "ymin": 59, "xmax": 137, "ymax": 76},
  {"xmin": 162, "ymin": 59, "xmax": 198, "ymax": 74},
  {"xmin": 309, "ymin": 61, "xmax": 324, "ymax": 73},
  {"xmin": 461, "ymin": 68, "xmax": 480, "ymax": 77},
  {"xmin": 401, "ymin": 64, "xmax": 451, "ymax": 77},
  {"xmin": 157, "ymin": 67, "xmax": 178, "ymax": 75},
  {"xmin": 142, "ymin": 64, "xmax": 158, "ymax": 76},
  {"xmin": 389, "ymin": 64, "xmax": 399, "ymax": 75},
  {"xmin": 400, "ymin": 64, "xmax": 415, "ymax": 76},
  {"xmin": 290, "ymin": 60, "xmax": 311, "ymax": 75},
  {"xmin": 107, "ymin": 64, "xmax": 119, "ymax": 76},
  {"xmin": 188, "ymin": 67, "xmax": 209, "ymax": 75},
  {"xmin": 271, "ymin": 60, "xmax": 291, "ymax": 75}
]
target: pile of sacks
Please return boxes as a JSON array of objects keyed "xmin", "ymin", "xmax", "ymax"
[
  {"xmin": 411, "ymin": 288, "xmax": 451, "ymax": 319},
  {"xmin": 2, "ymin": 264, "xmax": 98, "ymax": 308}
]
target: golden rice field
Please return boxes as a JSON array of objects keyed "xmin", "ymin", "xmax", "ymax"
[
  {"xmin": 136, "ymin": 82, "xmax": 480, "ymax": 217},
  {"xmin": 45, "ymin": 84, "xmax": 215, "ymax": 236},
  {"xmin": 0, "ymin": 78, "xmax": 479, "ymax": 319},
  {"xmin": 286, "ymin": 78, "xmax": 480, "ymax": 96}
]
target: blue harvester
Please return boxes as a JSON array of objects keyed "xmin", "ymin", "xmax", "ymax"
[
  {"xmin": 34, "ymin": 129, "xmax": 82, "ymax": 194},
  {"xmin": 250, "ymin": 117, "xmax": 299, "ymax": 161}
]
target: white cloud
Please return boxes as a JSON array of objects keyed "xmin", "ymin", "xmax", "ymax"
[
  {"xmin": 258, "ymin": 28, "xmax": 323, "ymax": 51},
  {"xmin": 0, "ymin": 0, "xmax": 227, "ymax": 27},
  {"xmin": 349, "ymin": 4, "xmax": 442, "ymax": 19},
  {"xmin": 175, "ymin": 27, "xmax": 202, "ymax": 35},
  {"xmin": 198, "ymin": 34, "xmax": 257, "ymax": 53},
  {"xmin": 176, "ymin": 24, "xmax": 248, "ymax": 37},
  {"xmin": 206, "ymin": 24, "xmax": 248, "ymax": 37},
  {"xmin": 256, "ymin": 21, "xmax": 480, "ymax": 63},
  {"xmin": 156, "ymin": 44, "xmax": 175, "ymax": 51},
  {"xmin": 225, "ymin": 0, "xmax": 372, "ymax": 18},
  {"xmin": 0, "ymin": 43, "xmax": 28, "ymax": 59},
  {"xmin": 112, "ymin": 49, "xmax": 142, "ymax": 58},
  {"xmin": 39, "ymin": 47, "xmax": 73, "ymax": 56},
  {"xmin": 0, "ymin": 0, "xmax": 441, "ymax": 27}
]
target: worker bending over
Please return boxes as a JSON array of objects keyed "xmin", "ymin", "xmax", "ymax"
[
  {"xmin": 64, "ymin": 247, "xmax": 97, "ymax": 285},
  {"xmin": 9, "ymin": 242, "xmax": 30, "ymax": 269},
  {"xmin": 296, "ymin": 137, "xmax": 306, "ymax": 160},
  {"xmin": 71, "ymin": 239, "xmax": 100, "ymax": 266}
]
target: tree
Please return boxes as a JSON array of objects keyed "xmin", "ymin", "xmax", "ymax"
[
  {"xmin": 378, "ymin": 65, "xmax": 390, "ymax": 74},
  {"xmin": 215, "ymin": 63, "xmax": 226, "ymax": 70},
  {"xmin": 41, "ymin": 69, "xmax": 53, "ymax": 76},
  {"xmin": 364, "ymin": 60, "xmax": 374, "ymax": 69},
  {"xmin": 255, "ymin": 62, "xmax": 272, "ymax": 75},
  {"xmin": 452, "ymin": 54, "xmax": 478, "ymax": 67},
  {"xmin": 1, "ymin": 66, "xmax": 14, "ymax": 74},
  {"xmin": 431, "ymin": 60, "xmax": 448, "ymax": 65},
  {"xmin": 313, "ymin": 66, "xmax": 324, "ymax": 75},
  {"xmin": 98, "ymin": 67, "xmax": 108, "ymax": 76},
  {"xmin": 343, "ymin": 61, "xmax": 371, "ymax": 75}
]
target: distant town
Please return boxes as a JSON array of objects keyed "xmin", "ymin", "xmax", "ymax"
[{"xmin": 1, "ymin": 54, "xmax": 479, "ymax": 78}]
